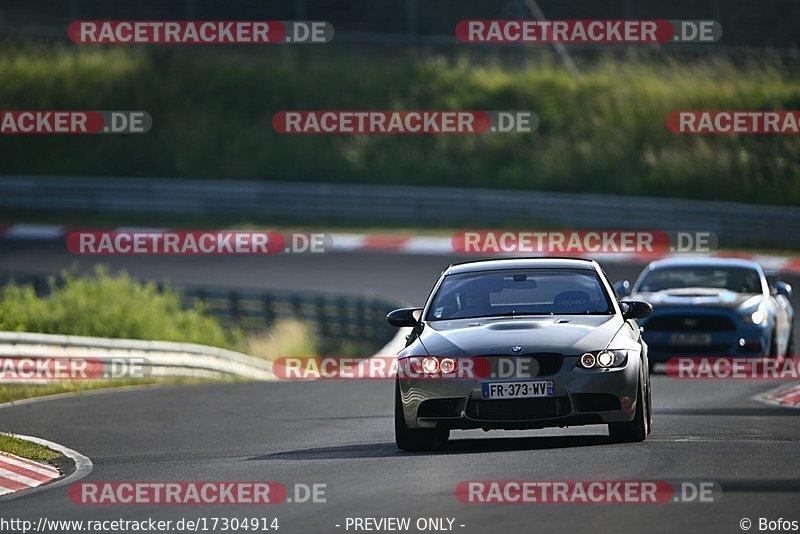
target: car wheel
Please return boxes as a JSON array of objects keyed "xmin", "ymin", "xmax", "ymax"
[
  {"xmin": 608, "ymin": 377, "xmax": 647, "ymax": 443},
  {"xmin": 394, "ymin": 381, "xmax": 449, "ymax": 451}
]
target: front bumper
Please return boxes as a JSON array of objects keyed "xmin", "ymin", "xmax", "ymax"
[
  {"xmin": 398, "ymin": 355, "xmax": 640, "ymax": 430},
  {"xmin": 640, "ymin": 309, "xmax": 771, "ymax": 363}
]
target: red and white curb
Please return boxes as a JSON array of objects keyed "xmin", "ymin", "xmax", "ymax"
[
  {"xmin": 0, "ymin": 433, "xmax": 93, "ymax": 501},
  {"xmin": 2, "ymin": 223, "xmax": 800, "ymax": 272},
  {"xmin": 759, "ymin": 383, "xmax": 800, "ymax": 408},
  {"xmin": 0, "ymin": 452, "xmax": 60, "ymax": 495},
  {"xmin": 329, "ymin": 233, "xmax": 800, "ymax": 271}
]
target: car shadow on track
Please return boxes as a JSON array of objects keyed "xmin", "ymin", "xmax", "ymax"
[
  {"xmin": 247, "ymin": 434, "xmax": 615, "ymax": 461},
  {"xmin": 654, "ymin": 407, "xmax": 800, "ymax": 416}
]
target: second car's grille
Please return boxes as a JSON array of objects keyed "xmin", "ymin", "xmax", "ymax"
[
  {"xmin": 650, "ymin": 343, "xmax": 729, "ymax": 354},
  {"xmin": 466, "ymin": 397, "xmax": 571, "ymax": 420},
  {"xmin": 645, "ymin": 315, "xmax": 736, "ymax": 332}
]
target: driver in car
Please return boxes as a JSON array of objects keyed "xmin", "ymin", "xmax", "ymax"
[{"xmin": 460, "ymin": 290, "xmax": 491, "ymax": 316}]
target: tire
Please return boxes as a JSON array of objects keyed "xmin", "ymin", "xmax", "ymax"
[
  {"xmin": 609, "ymin": 376, "xmax": 648, "ymax": 443},
  {"xmin": 394, "ymin": 381, "xmax": 449, "ymax": 451}
]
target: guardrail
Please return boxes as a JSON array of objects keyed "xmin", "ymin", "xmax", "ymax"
[
  {"xmin": 0, "ymin": 273, "xmax": 398, "ymax": 351},
  {"xmin": 0, "ymin": 331, "xmax": 275, "ymax": 382},
  {"xmin": 2, "ymin": 175, "xmax": 799, "ymax": 247},
  {"xmin": 183, "ymin": 287, "xmax": 397, "ymax": 347}
]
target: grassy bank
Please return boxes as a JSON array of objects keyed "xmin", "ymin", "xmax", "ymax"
[
  {"xmin": 0, "ymin": 267, "xmax": 365, "ymax": 357},
  {"xmin": 0, "ymin": 267, "xmax": 239, "ymax": 348},
  {"xmin": 0, "ymin": 434, "xmax": 60, "ymax": 462},
  {"xmin": 0, "ymin": 44, "xmax": 798, "ymax": 205},
  {"xmin": 0, "ymin": 268, "xmax": 327, "ymax": 402}
]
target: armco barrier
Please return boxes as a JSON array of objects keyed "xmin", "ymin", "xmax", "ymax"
[
  {"xmin": 1, "ymin": 176, "xmax": 798, "ymax": 247},
  {"xmin": 0, "ymin": 331, "xmax": 275, "ymax": 382}
]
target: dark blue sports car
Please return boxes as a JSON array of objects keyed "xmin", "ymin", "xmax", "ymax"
[{"xmin": 617, "ymin": 258, "xmax": 794, "ymax": 371}]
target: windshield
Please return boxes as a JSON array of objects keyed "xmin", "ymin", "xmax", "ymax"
[
  {"xmin": 426, "ymin": 269, "xmax": 613, "ymax": 320},
  {"xmin": 636, "ymin": 266, "xmax": 763, "ymax": 294}
]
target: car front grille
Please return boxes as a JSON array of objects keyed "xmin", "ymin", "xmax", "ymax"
[
  {"xmin": 650, "ymin": 343, "xmax": 730, "ymax": 354},
  {"xmin": 645, "ymin": 314, "xmax": 736, "ymax": 332},
  {"xmin": 465, "ymin": 397, "xmax": 571, "ymax": 421},
  {"xmin": 481, "ymin": 353, "xmax": 564, "ymax": 377}
]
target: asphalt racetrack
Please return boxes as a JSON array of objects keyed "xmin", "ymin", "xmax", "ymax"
[{"xmin": 1, "ymin": 240, "xmax": 799, "ymax": 533}]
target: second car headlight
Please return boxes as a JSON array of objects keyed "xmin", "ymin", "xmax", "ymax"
[
  {"xmin": 577, "ymin": 350, "xmax": 629, "ymax": 369},
  {"xmin": 743, "ymin": 302, "xmax": 769, "ymax": 325}
]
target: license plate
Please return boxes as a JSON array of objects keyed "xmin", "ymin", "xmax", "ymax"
[
  {"xmin": 670, "ymin": 333, "xmax": 712, "ymax": 346},
  {"xmin": 482, "ymin": 381, "xmax": 554, "ymax": 400}
]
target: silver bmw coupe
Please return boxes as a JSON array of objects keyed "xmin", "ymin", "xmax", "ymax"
[{"xmin": 387, "ymin": 258, "xmax": 653, "ymax": 451}]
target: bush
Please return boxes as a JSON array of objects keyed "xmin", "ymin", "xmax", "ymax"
[
  {"xmin": 244, "ymin": 319, "xmax": 320, "ymax": 361},
  {"xmin": 0, "ymin": 267, "xmax": 238, "ymax": 349}
]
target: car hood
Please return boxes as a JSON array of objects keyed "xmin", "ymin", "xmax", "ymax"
[
  {"xmin": 632, "ymin": 288, "xmax": 761, "ymax": 311},
  {"xmin": 418, "ymin": 315, "xmax": 623, "ymax": 356}
]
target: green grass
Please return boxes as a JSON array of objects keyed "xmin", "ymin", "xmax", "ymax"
[
  {"xmin": 0, "ymin": 433, "xmax": 60, "ymax": 462},
  {"xmin": 1, "ymin": 44, "xmax": 799, "ymax": 205}
]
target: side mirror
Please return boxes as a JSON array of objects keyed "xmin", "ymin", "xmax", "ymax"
[
  {"xmin": 621, "ymin": 300, "xmax": 652, "ymax": 320},
  {"xmin": 387, "ymin": 307, "xmax": 422, "ymax": 327},
  {"xmin": 775, "ymin": 281, "xmax": 792, "ymax": 298},
  {"xmin": 614, "ymin": 280, "xmax": 631, "ymax": 298}
]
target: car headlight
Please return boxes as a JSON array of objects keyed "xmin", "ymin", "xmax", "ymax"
[
  {"xmin": 743, "ymin": 302, "xmax": 769, "ymax": 325},
  {"xmin": 577, "ymin": 350, "xmax": 629, "ymax": 369},
  {"xmin": 422, "ymin": 356, "xmax": 440, "ymax": 374},
  {"xmin": 439, "ymin": 358, "xmax": 456, "ymax": 374},
  {"xmin": 597, "ymin": 351, "xmax": 615, "ymax": 367},
  {"xmin": 750, "ymin": 309, "xmax": 766, "ymax": 325}
]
